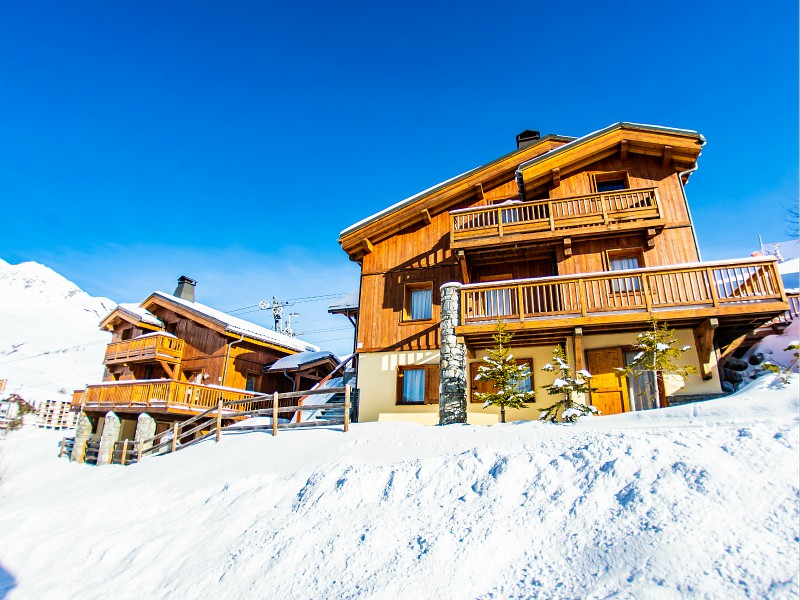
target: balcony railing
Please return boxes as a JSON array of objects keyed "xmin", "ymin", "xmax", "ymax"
[
  {"xmin": 82, "ymin": 380, "xmax": 257, "ymax": 413},
  {"xmin": 450, "ymin": 187, "xmax": 662, "ymax": 247},
  {"xmin": 104, "ymin": 334, "xmax": 185, "ymax": 365},
  {"xmin": 460, "ymin": 258, "xmax": 785, "ymax": 325}
]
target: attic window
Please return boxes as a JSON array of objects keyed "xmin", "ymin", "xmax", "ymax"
[{"xmin": 593, "ymin": 171, "xmax": 629, "ymax": 193}]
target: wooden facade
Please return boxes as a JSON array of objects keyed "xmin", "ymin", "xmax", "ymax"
[
  {"xmin": 339, "ymin": 123, "xmax": 790, "ymax": 421},
  {"xmin": 75, "ymin": 290, "xmax": 332, "ymax": 429}
]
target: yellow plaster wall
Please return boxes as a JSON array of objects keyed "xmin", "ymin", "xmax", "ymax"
[{"xmin": 580, "ymin": 328, "xmax": 722, "ymax": 397}]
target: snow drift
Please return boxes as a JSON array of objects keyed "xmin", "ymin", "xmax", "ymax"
[{"xmin": 1, "ymin": 375, "xmax": 798, "ymax": 599}]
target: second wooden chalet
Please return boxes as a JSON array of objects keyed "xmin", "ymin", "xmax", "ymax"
[
  {"xmin": 339, "ymin": 123, "xmax": 790, "ymax": 424},
  {"xmin": 72, "ymin": 276, "xmax": 338, "ymax": 444}
]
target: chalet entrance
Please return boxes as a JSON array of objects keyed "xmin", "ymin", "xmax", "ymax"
[{"xmin": 586, "ymin": 348, "xmax": 629, "ymax": 415}]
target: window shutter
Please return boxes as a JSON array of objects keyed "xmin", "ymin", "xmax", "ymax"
[
  {"xmin": 470, "ymin": 362, "xmax": 494, "ymax": 403},
  {"xmin": 396, "ymin": 368, "xmax": 404, "ymax": 405},
  {"xmin": 425, "ymin": 365, "xmax": 440, "ymax": 404}
]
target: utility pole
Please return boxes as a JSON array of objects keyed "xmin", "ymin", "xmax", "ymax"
[{"xmin": 258, "ymin": 298, "xmax": 300, "ymax": 336}]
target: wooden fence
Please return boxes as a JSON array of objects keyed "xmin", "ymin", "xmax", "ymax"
[{"xmin": 60, "ymin": 385, "xmax": 351, "ymax": 466}]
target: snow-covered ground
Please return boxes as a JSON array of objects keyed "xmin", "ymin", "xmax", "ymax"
[
  {"xmin": 1, "ymin": 375, "xmax": 798, "ymax": 599},
  {"xmin": 0, "ymin": 259, "xmax": 113, "ymax": 404}
]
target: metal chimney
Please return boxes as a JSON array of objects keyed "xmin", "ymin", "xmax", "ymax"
[
  {"xmin": 174, "ymin": 276, "xmax": 196, "ymax": 302},
  {"xmin": 516, "ymin": 130, "xmax": 541, "ymax": 149}
]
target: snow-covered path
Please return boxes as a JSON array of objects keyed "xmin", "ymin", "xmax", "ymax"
[{"xmin": 1, "ymin": 376, "xmax": 798, "ymax": 599}]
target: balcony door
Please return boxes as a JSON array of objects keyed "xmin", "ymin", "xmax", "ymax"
[{"xmin": 586, "ymin": 348, "xmax": 629, "ymax": 415}]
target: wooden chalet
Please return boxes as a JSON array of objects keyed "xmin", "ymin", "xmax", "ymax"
[
  {"xmin": 73, "ymin": 276, "xmax": 336, "ymax": 442},
  {"xmin": 338, "ymin": 123, "xmax": 790, "ymax": 424}
]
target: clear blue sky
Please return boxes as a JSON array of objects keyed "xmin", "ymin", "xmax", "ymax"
[{"xmin": 1, "ymin": 0, "xmax": 797, "ymax": 355}]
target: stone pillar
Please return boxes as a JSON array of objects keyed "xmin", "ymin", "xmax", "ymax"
[
  {"xmin": 71, "ymin": 412, "xmax": 93, "ymax": 463},
  {"xmin": 134, "ymin": 413, "xmax": 156, "ymax": 451},
  {"xmin": 439, "ymin": 282, "xmax": 467, "ymax": 425},
  {"xmin": 96, "ymin": 411, "xmax": 121, "ymax": 466}
]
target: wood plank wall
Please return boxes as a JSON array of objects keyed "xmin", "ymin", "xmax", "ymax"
[{"xmin": 358, "ymin": 152, "xmax": 701, "ymax": 353}]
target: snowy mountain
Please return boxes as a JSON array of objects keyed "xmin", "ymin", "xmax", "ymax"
[{"xmin": 0, "ymin": 258, "xmax": 114, "ymax": 404}]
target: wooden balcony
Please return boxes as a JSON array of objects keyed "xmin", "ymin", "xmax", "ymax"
[
  {"xmin": 82, "ymin": 380, "xmax": 257, "ymax": 415},
  {"xmin": 104, "ymin": 334, "xmax": 185, "ymax": 366},
  {"xmin": 457, "ymin": 258, "xmax": 789, "ymax": 347},
  {"xmin": 450, "ymin": 187, "xmax": 663, "ymax": 250}
]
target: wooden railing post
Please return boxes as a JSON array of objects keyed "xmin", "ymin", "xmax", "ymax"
[
  {"xmin": 171, "ymin": 422, "xmax": 179, "ymax": 453},
  {"xmin": 496, "ymin": 207, "xmax": 504, "ymax": 237},
  {"xmin": 272, "ymin": 391, "xmax": 279, "ymax": 437},
  {"xmin": 642, "ymin": 274, "xmax": 652, "ymax": 314},
  {"xmin": 120, "ymin": 439, "xmax": 129, "ymax": 466},
  {"xmin": 601, "ymin": 194, "xmax": 609, "ymax": 224},
  {"xmin": 137, "ymin": 441, "xmax": 143, "ymax": 463},
  {"xmin": 706, "ymin": 267, "xmax": 720, "ymax": 307},
  {"xmin": 548, "ymin": 200, "xmax": 555, "ymax": 231},
  {"xmin": 344, "ymin": 385, "xmax": 351, "ymax": 433},
  {"xmin": 59, "ymin": 437, "xmax": 66, "ymax": 459},
  {"xmin": 578, "ymin": 280, "xmax": 588, "ymax": 317},
  {"xmin": 517, "ymin": 285, "xmax": 525, "ymax": 322},
  {"xmin": 216, "ymin": 399, "xmax": 223, "ymax": 442}
]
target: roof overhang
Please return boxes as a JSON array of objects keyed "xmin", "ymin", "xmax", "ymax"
[
  {"xmin": 338, "ymin": 134, "xmax": 575, "ymax": 261},
  {"xmin": 516, "ymin": 122, "xmax": 705, "ymax": 197},
  {"xmin": 99, "ymin": 306, "xmax": 163, "ymax": 332}
]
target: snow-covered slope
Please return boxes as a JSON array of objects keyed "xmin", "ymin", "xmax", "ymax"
[
  {"xmin": 0, "ymin": 375, "xmax": 797, "ymax": 599},
  {"xmin": 0, "ymin": 259, "xmax": 114, "ymax": 403}
]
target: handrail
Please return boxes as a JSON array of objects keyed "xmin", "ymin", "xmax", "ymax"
[
  {"xmin": 104, "ymin": 334, "xmax": 185, "ymax": 364},
  {"xmin": 293, "ymin": 354, "xmax": 355, "ymax": 423},
  {"xmin": 130, "ymin": 386, "xmax": 351, "ymax": 461},
  {"xmin": 451, "ymin": 187, "xmax": 661, "ymax": 241},
  {"xmin": 460, "ymin": 258, "xmax": 785, "ymax": 324}
]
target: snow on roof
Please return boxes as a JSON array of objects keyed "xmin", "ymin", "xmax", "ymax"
[
  {"xmin": 267, "ymin": 350, "xmax": 336, "ymax": 371},
  {"xmin": 516, "ymin": 122, "xmax": 705, "ymax": 173},
  {"xmin": 150, "ymin": 292, "xmax": 320, "ymax": 353},
  {"xmin": 328, "ymin": 291, "xmax": 359, "ymax": 310},
  {"xmin": 339, "ymin": 169, "xmax": 476, "ymax": 239},
  {"xmin": 117, "ymin": 303, "xmax": 164, "ymax": 327}
]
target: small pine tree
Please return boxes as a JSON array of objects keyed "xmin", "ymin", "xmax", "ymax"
[
  {"xmin": 620, "ymin": 318, "xmax": 698, "ymax": 407},
  {"xmin": 760, "ymin": 341, "xmax": 800, "ymax": 385},
  {"xmin": 539, "ymin": 345, "xmax": 596, "ymax": 423},
  {"xmin": 474, "ymin": 321, "xmax": 534, "ymax": 423}
]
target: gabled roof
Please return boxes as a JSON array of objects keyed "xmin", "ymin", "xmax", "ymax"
[
  {"xmin": 142, "ymin": 292, "xmax": 320, "ymax": 354},
  {"xmin": 100, "ymin": 303, "xmax": 164, "ymax": 332},
  {"xmin": 516, "ymin": 122, "xmax": 705, "ymax": 196},
  {"xmin": 338, "ymin": 134, "xmax": 574, "ymax": 259},
  {"xmin": 338, "ymin": 122, "xmax": 705, "ymax": 261}
]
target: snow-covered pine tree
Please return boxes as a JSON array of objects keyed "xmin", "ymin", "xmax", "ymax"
[
  {"xmin": 620, "ymin": 318, "xmax": 697, "ymax": 407},
  {"xmin": 539, "ymin": 345, "xmax": 596, "ymax": 423},
  {"xmin": 474, "ymin": 321, "xmax": 534, "ymax": 423}
]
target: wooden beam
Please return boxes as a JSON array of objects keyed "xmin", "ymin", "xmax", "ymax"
[
  {"xmin": 421, "ymin": 208, "xmax": 432, "ymax": 225},
  {"xmin": 563, "ymin": 236, "xmax": 572, "ymax": 257},
  {"xmin": 360, "ymin": 238, "xmax": 374, "ymax": 254},
  {"xmin": 693, "ymin": 317, "xmax": 718, "ymax": 380},
  {"xmin": 551, "ymin": 168, "xmax": 560, "ymax": 187},
  {"xmin": 159, "ymin": 361, "xmax": 176, "ymax": 380},
  {"xmin": 662, "ymin": 145, "xmax": 673, "ymax": 166},
  {"xmin": 620, "ymin": 140, "xmax": 628, "ymax": 160},
  {"xmin": 474, "ymin": 183, "xmax": 485, "ymax": 200},
  {"xmin": 456, "ymin": 250, "xmax": 469, "ymax": 284},
  {"xmin": 573, "ymin": 327, "xmax": 583, "ymax": 371}
]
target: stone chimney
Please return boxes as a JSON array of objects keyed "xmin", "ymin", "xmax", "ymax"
[
  {"xmin": 516, "ymin": 129, "xmax": 541, "ymax": 149},
  {"xmin": 174, "ymin": 276, "xmax": 196, "ymax": 302}
]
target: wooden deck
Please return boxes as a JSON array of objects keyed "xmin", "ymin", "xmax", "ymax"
[
  {"xmin": 450, "ymin": 187, "xmax": 663, "ymax": 250},
  {"xmin": 104, "ymin": 334, "xmax": 185, "ymax": 366},
  {"xmin": 457, "ymin": 257, "xmax": 789, "ymax": 346},
  {"xmin": 82, "ymin": 379, "xmax": 256, "ymax": 415}
]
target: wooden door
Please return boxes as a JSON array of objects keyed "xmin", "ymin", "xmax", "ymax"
[{"xmin": 586, "ymin": 348, "xmax": 629, "ymax": 416}]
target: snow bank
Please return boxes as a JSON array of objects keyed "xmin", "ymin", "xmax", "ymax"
[{"xmin": 0, "ymin": 377, "xmax": 798, "ymax": 599}]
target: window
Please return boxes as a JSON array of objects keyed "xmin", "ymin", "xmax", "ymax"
[
  {"xmin": 120, "ymin": 328, "xmax": 132, "ymax": 341},
  {"xmin": 396, "ymin": 365, "xmax": 439, "ymax": 404},
  {"xmin": 245, "ymin": 373, "xmax": 258, "ymax": 392},
  {"xmin": 623, "ymin": 351, "xmax": 657, "ymax": 411},
  {"xmin": 607, "ymin": 249, "xmax": 643, "ymax": 292},
  {"xmin": 470, "ymin": 359, "xmax": 534, "ymax": 403},
  {"xmin": 403, "ymin": 283, "xmax": 433, "ymax": 321},
  {"xmin": 592, "ymin": 171, "xmax": 629, "ymax": 193}
]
